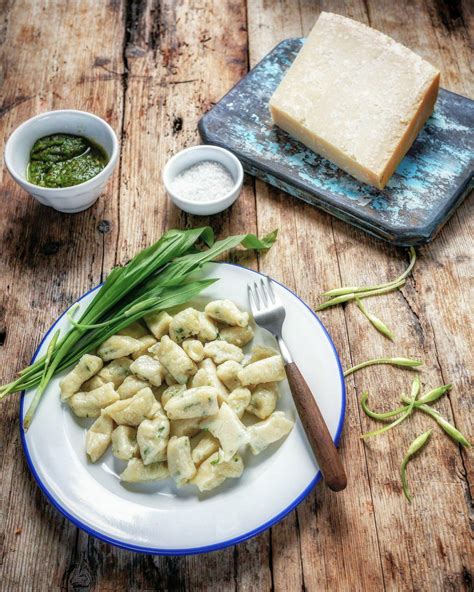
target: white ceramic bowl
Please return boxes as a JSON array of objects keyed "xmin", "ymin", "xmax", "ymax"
[
  {"xmin": 163, "ymin": 145, "xmax": 244, "ymax": 215},
  {"xmin": 4, "ymin": 110, "xmax": 119, "ymax": 213}
]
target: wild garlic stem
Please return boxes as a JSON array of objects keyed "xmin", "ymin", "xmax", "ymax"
[
  {"xmin": 400, "ymin": 395, "xmax": 471, "ymax": 447},
  {"xmin": 361, "ymin": 377, "xmax": 419, "ymax": 439},
  {"xmin": 0, "ymin": 228, "xmax": 277, "ymax": 412},
  {"xmin": 23, "ymin": 329, "xmax": 60, "ymax": 430},
  {"xmin": 322, "ymin": 247, "xmax": 416, "ymax": 298},
  {"xmin": 361, "ymin": 407, "xmax": 412, "ymax": 439},
  {"xmin": 344, "ymin": 357, "xmax": 422, "ymax": 377},
  {"xmin": 316, "ymin": 279, "xmax": 405, "ymax": 311},
  {"xmin": 400, "ymin": 429, "xmax": 432, "ymax": 503},
  {"xmin": 360, "ymin": 392, "xmax": 409, "ymax": 421},
  {"xmin": 356, "ymin": 298, "xmax": 394, "ymax": 340}
]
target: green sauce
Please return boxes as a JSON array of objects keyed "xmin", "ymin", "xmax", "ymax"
[{"xmin": 27, "ymin": 133, "xmax": 108, "ymax": 188}]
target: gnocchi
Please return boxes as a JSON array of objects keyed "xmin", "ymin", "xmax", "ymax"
[
  {"xmin": 131, "ymin": 334, "xmax": 158, "ymax": 360},
  {"xmin": 85, "ymin": 412, "xmax": 114, "ymax": 462},
  {"xmin": 111, "ymin": 425, "xmax": 138, "ymax": 460},
  {"xmin": 191, "ymin": 434, "xmax": 220, "ymax": 466},
  {"xmin": 218, "ymin": 325, "xmax": 254, "ymax": 347},
  {"xmin": 196, "ymin": 312, "xmax": 218, "ymax": 342},
  {"xmin": 227, "ymin": 387, "xmax": 251, "ymax": 419},
  {"xmin": 60, "ymin": 354, "xmax": 103, "ymax": 400},
  {"xmin": 144, "ymin": 310, "xmax": 172, "ymax": 339},
  {"xmin": 203, "ymin": 341, "xmax": 244, "ymax": 364},
  {"xmin": 104, "ymin": 387, "xmax": 156, "ymax": 426},
  {"xmin": 69, "ymin": 383, "xmax": 119, "ymax": 418},
  {"xmin": 182, "ymin": 339, "xmax": 205, "ymax": 363},
  {"xmin": 216, "ymin": 360, "xmax": 242, "ymax": 391},
  {"xmin": 248, "ymin": 412, "xmax": 294, "ymax": 455},
  {"xmin": 169, "ymin": 308, "xmax": 200, "ymax": 342},
  {"xmin": 97, "ymin": 335, "xmax": 142, "ymax": 361},
  {"xmin": 246, "ymin": 383, "xmax": 278, "ymax": 419},
  {"xmin": 206, "ymin": 402, "xmax": 249, "ymax": 461},
  {"xmin": 161, "ymin": 384, "xmax": 186, "ymax": 407},
  {"xmin": 62, "ymin": 299, "xmax": 293, "ymax": 493},
  {"xmin": 167, "ymin": 436, "xmax": 197, "ymax": 487},
  {"xmin": 238, "ymin": 355, "xmax": 286, "ymax": 386},
  {"xmin": 192, "ymin": 452, "xmax": 244, "ymax": 492},
  {"xmin": 117, "ymin": 321, "xmax": 149, "ymax": 339},
  {"xmin": 117, "ymin": 375, "xmax": 150, "ymax": 399},
  {"xmin": 82, "ymin": 375, "xmax": 106, "ymax": 392},
  {"xmin": 163, "ymin": 386, "xmax": 219, "ymax": 420},
  {"xmin": 129, "ymin": 355, "xmax": 165, "ymax": 387},
  {"xmin": 97, "ymin": 357, "xmax": 132, "ymax": 388},
  {"xmin": 137, "ymin": 414, "xmax": 170, "ymax": 465},
  {"xmin": 205, "ymin": 300, "xmax": 249, "ymax": 327},
  {"xmin": 120, "ymin": 458, "xmax": 169, "ymax": 483},
  {"xmin": 170, "ymin": 417, "xmax": 203, "ymax": 438},
  {"xmin": 198, "ymin": 358, "xmax": 228, "ymax": 403},
  {"xmin": 153, "ymin": 335, "xmax": 196, "ymax": 384}
]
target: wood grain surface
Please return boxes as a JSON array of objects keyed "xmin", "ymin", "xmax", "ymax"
[{"xmin": 0, "ymin": 1, "xmax": 472, "ymax": 590}]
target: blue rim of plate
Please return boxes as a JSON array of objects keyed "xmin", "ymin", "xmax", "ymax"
[{"xmin": 20, "ymin": 262, "xmax": 346, "ymax": 556}]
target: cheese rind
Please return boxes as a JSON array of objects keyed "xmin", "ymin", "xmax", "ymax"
[{"xmin": 269, "ymin": 12, "xmax": 440, "ymax": 189}]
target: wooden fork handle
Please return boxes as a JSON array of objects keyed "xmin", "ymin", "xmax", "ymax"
[{"xmin": 285, "ymin": 362, "xmax": 347, "ymax": 492}]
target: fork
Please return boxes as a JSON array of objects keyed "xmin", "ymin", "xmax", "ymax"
[{"xmin": 248, "ymin": 276, "xmax": 347, "ymax": 492}]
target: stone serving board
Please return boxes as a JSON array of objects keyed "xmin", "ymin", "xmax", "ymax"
[{"xmin": 198, "ymin": 38, "xmax": 473, "ymax": 246}]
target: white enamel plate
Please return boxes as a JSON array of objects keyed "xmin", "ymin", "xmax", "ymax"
[{"xmin": 21, "ymin": 263, "xmax": 345, "ymax": 555}]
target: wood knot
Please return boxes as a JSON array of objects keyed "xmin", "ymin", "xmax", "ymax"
[
  {"xmin": 93, "ymin": 56, "xmax": 111, "ymax": 67},
  {"xmin": 172, "ymin": 117, "xmax": 183, "ymax": 134},
  {"xmin": 98, "ymin": 220, "xmax": 111, "ymax": 234},
  {"xmin": 65, "ymin": 563, "xmax": 94, "ymax": 591},
  {"xmin": 41, "ymin": 241, "xmax": 62, "ymax": 255}
]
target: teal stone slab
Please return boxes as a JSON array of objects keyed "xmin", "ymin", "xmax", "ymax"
[{"xmin": 198, "ymin": 38, "xmax": 473, "ymax": 246}]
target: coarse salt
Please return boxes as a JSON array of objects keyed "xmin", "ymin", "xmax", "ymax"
[{"xmin": 170, "ymin": 161, "xmax": 235, "ymax": 202}]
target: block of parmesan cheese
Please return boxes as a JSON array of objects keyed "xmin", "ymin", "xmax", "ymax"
[{"xmin": 269, "ymin": 12, "xmax": 440, "ymax": 189}]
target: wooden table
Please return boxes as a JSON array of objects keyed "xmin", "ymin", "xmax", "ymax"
[{"xmin": 1, "ymin": 1, "xmax": 472, "ymax": 590}]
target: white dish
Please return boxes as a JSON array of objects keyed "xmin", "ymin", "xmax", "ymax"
[
  {"xmin": 4, "ymin": 110, "xmax": 119, "ymax": 213},
  {"xmin": 163, "ymin": 145, "xmax": 243, "ymax": 215},
  {"xmin": 21, "ymin": 262, "xmax": 345, "ymax": 555}
]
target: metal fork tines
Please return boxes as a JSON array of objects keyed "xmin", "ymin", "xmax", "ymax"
[
  {"xmin": 248, "ymin": 277, "xmax": 293, "ymax": 364},
  {"xmin": 247, "ymin": 274, "xmax": 348, "ymax": 492}
]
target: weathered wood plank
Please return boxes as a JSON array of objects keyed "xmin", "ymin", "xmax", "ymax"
[
  {"xmin": 0, "ymin": 0, "xmax": 124, "ymax": 589},
  {"xmin": 248, "ymin": 1, "xmax": 473, "ymax": 591},
  {"xmin": 247, "ymin": 2, "xmax": 390, "ymax": 591},
  {"xmin": 66, "ymin": 1, "xmax": 261, "ymax": 590},
  {"xmin": 324, "ymin": 2, "xmax": 473, "ymax": 590}
]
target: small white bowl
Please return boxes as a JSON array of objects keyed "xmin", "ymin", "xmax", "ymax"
[
  {"xmin": 4, "ymin": 110, "xmax": 119, "ymax": 213},
  {"xmin": 163, "ymin": 145, "xmax": 244, "ymax": 215}
]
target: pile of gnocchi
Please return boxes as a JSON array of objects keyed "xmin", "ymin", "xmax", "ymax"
[{"xmin": 60, "ymin": 299, "xmax": 294, "ymax": 493}]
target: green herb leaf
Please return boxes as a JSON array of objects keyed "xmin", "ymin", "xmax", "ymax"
[{"xmin": 0, "ymin": 228, "xmax": 277, "ymax": 425}]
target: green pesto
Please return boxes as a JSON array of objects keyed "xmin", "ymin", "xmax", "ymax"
[{"xmin": 27, "ymin": 133, "xmax": 108, "ymax": 188}]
